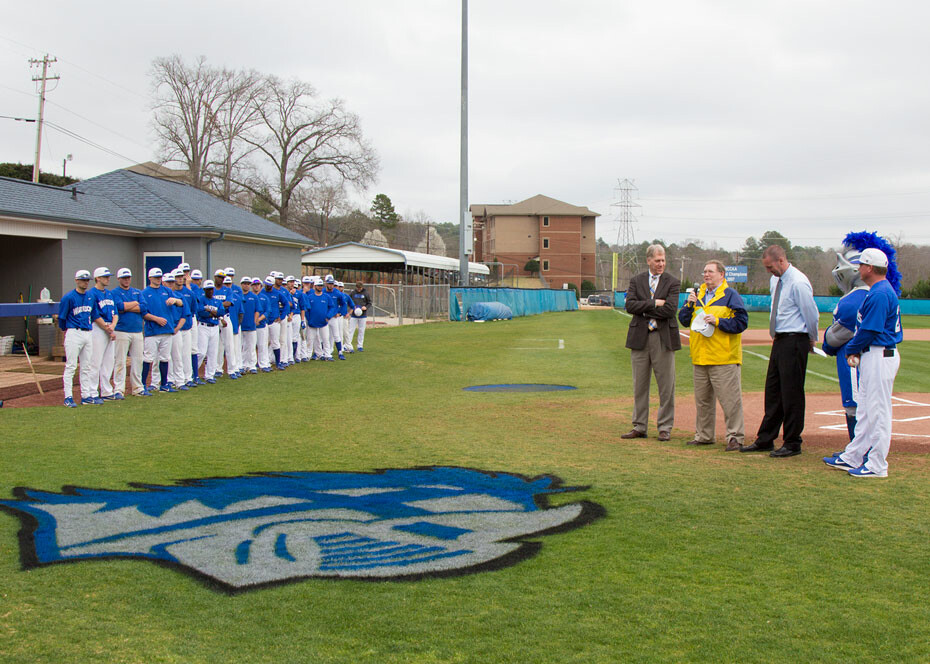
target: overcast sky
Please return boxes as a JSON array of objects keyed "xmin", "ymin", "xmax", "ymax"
[{"xmin": 3, "ymin": 1, "xmax": 930, "ymax": 250}]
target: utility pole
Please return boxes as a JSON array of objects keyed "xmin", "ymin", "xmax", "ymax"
[
  {"xmin": 611, "ymin": 178, "xmax": 640, "ymax": 290},
  {"xmin": 458, "ymin": 0, "xmax": 472, "ymax": 285},
  {"xmin": 30, "ymin": 55, "xmax": 59, "ymax": 183},
  {"xmin": 679, "ymin": 256, "xmax": 692, "ymax": 286}
]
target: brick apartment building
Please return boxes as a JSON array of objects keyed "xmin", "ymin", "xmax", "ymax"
[{"xmin": 470, "ymin": 194, "xmax": 600, "ymax": 288}]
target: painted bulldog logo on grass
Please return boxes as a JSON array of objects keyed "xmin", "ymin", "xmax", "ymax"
[{"xmin": 0, "ymin": 467, "xmax": 602, "ymax": 591}]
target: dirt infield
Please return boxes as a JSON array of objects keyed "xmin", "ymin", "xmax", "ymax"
[{"xmin": 671, "ymin": 391, "xmax": 930, "ymax": 454}]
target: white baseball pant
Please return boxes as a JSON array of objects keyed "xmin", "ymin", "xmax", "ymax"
[
  {"xmin": 241, "ymin": 330, "xmax": 257, "ymax": 372},
  {"xmin": 838, "ymin": 347, "xmax": 900, "ymax": 476},
  {"xmin": 199, "ymin": 324, "xmax": 220, "ymax": 379},
  {"xmin": 347, "ymin": 317, "xmax": 367, "ymax": 350},
  {"xmin": 113, "ymin": 330, "xmax": 144, "ymax": 396},
  {"xmin": 63, "ymin": 328, "xmax": 93, "ymax": 400},
  {"xmin": 90, "ymin": 325, "xmax": 116, "ymax": 397},
  {"xmin": 168, "ymin": 331, "xmax": 186, "ymax": 387},
  {"xmin": 144, "ymin": 334, "xmax": 172, "ymax": 387},
  {"xmin": 256, "ymin": 326, "xmax": 270, "ymax": 369}
]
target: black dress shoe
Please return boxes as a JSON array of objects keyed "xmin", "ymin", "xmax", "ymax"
[
  {"xmin": 658, "ymin": 431, "xmax": 671, "ymax": 442},
  {"xmin": 739, "ymin": 441, "xmax": 775, "ymax": 453},
  {"xmin": 770, "ymin": 446, "xmax": 801, "ymax": 458},
  {"xmin": 621, "ymin": 429, "xmax": 647, "ymax": 439}
]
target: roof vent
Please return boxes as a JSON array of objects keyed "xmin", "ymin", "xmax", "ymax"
[{"xmin": 71, "ymin": 187, "xmax": 78, "ymax": 201}]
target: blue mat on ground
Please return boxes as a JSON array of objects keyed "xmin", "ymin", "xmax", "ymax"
[
  {"xmin": 463, "ymin": 384, "xmax": 577, "ymax": 392},
  {"xmin": 466, "ymin": 302, "xmax": 513, "ymax": 321}
]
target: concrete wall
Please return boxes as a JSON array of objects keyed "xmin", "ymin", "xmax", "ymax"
[
  {"xmin": 61, "ymin": 231, "xmax": 139, "ymax": 298},
  {"xmin": 209, "ymin": 239, "xmax": 303, "ymax": 280}
]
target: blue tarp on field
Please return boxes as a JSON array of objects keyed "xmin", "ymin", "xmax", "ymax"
[
  {"xmin": 612, "ymin": 292, "xmax": 930, "ymax": 314},
  {"xmin": 450, "ymin": 288, "xmax": 578, "ymax": 321},
  {"xmin": 466, "ymin": 302, "xmax": 514, "ymax": 321}
]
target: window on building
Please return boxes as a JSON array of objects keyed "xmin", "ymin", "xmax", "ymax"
[
  {"xmin": 542, "ymin": 260, "xmax": 550, "ymax": 271},
  {"xmin": 543, "ymin": 237, "xmax": 549, "ymax": 249},
  {"xmin": 543, "ymin": 216, "xmax": 550, "ymax": 226}
]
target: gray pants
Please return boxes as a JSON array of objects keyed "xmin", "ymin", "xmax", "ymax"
[
  {"xmin": 692, "ymin": 363, "xmax": 745, "ymax": 444},
  {"xmin": 630, "ymin": 332, "xmax": 676, "ymax": 434}
]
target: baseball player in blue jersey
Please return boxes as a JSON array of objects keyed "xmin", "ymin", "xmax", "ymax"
[
  {"xmin": 265, "ymin": 274, "xmax": 283, "ymax": 369},
  {"xmin": 286, "ymin": 276, "xmax": 301, "ymax": 365},
  {"xmin": 58, "ymin": 269, "xmax": 96, "ymax": 407},
  {"xmin": 323, "ymin": 275, "xmax": 348, "ymax": 360},
  {"xmin": 223, "ymin": 275, "xmax": 243, "ymax": 379},
  {"xmin": 258, "ymin": 277, "xmax": 277, "ymax": 372},
  {"xmin": 141, "ymin": 267, "xmax": 182, "ymax": 393},
  {"xmin": 165, "ymin": 272, "xmax": 191, "ymax": 390},
  {"xmin": 88, "ymin": 267, "xmax": 120, "ymax": 401},
  {"xmin": 188, "ymin": 269, "xmax": 205, "ymax": 383},
  {"xmin": 822, "ymin": 248, "xmax": 869, "ymax": 440},
  {"xmin": 298, "ymin": 276, "xmax": 313, "ymax": 361},
  {"xmin": 273, "ymin": 272, "xmax": 291, "ymax": 369},
  {"xmin": 212, "ymin": 270, "xmax": 234, "ymax": 379},
  {"xmin": 112, "ymin": 268, "xmax": 147, "ymax": 397},
  {"xmin": 240, "ymin": 278, "xmax": 265, "ymax": 373},
  {"xmin": 823, "ymin": 248, "xmax": 903, "ymax": 478},
  {"xmin": 304, "ymin": 276, "xmax": 336, "ymax": 360},
  {"xmin": 196, "ymin": 280, "xmax": 224, "ymax": 383},
  {"xmin": 175, "ymin": 270, "xmax": 198, "ymax": 388}
]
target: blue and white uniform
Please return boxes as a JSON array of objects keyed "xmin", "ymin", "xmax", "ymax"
[
  {"xmin": 835, "ymin": 279, "xmax": 903, "ymax": 476},
  {"xmin": 304, "ymin": 288, "xmax": 336, "ymax": 359},
  {"xmin": 141, "ymin": 281, "xmax": 177, "ymax": 390},
  {"xmin": 167, "ymin": 284, "xmax": 191, "ymax": 388},
  {"xmin": 176, "ymin": 285, "xmax": 197, "ymax": 385},
  {"xmin": 259, "ymin": 287, "xmax": 277, "ymax": 369},
  {"xmin": 89, "ymin": 285, "xmax": 119, "ymax": 398},
  {"xmin": 325, "ymin": 285, "xmax": 350, "ymax": 357},
  {"xmin": 197, "ymin": 289, "xmax": 224, "ymax": 380},
  {"xmin": 113, "ymin": 281, "xmax": 147, "ymax": 396},
  {"xmin": 240, "ymin": 289, "xmax": 262, "ymax": 372},
  {"xmin": 58, "ymin": 286, "xmax": 95, "ymax": 401}
]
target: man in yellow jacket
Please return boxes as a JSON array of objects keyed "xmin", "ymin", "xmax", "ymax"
[{"xmin": 678, "ymin": 260, "xmax": 749, "ymax": 450}]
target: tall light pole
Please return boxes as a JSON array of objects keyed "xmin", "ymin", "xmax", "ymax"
[{"xmin": 458, "ymin": 0, "xmax": 472, "ymax": 286}]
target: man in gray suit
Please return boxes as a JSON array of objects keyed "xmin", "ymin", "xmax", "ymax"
[{"xmin": 622, "ymin": 244, "xmax": 682, "ymax": 441}]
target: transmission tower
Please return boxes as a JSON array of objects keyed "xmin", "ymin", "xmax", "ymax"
[{"xmin": 611, "ymin": 178, "xmax": 640, "ymax": 288}]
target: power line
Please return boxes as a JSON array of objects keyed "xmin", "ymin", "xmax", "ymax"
[
  {"xmin": 44, "ymin": 120, "xmax": 145, "ymax": 164},
  {"xmin": 642, "ymin": 189, "xmax": 930, "ymax": 203},
  {"xmin": 45, "ymin": 99, "xmax": 151, "ymax": 151}
]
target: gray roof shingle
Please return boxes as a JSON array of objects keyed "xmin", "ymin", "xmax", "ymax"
[{"xmin": 0, "ymin": 170, "xmax": 312, "ymax": 246}]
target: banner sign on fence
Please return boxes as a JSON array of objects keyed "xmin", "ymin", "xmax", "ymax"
[{"xmin": 725, "ymin": 265, "xmax": 748, "ymax": 283}]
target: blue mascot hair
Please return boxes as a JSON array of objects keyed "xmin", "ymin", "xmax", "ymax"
[{"xmin": 842, "ymin": 231, "xmax": 902, "ymax": 295}]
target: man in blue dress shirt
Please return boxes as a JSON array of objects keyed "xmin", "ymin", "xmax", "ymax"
[{"xmin": 740, "ymin": 245, "xmax": 820, "ymax": 457}]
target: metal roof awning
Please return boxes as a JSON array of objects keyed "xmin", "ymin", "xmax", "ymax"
[{"xmin": 301, "ymin": 242, "xmax": 490, "ymax": 275}]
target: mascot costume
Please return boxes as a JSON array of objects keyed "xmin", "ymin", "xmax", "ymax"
[{"xmin": 822, "ymin": 231, "xmax": 902, "ymax": 440}]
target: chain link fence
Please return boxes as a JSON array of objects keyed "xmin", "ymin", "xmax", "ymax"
[{"xmin": 366, "ymin": 284, "xmax": 451, "ymax": 324}]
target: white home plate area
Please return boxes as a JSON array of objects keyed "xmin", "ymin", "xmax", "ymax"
[{"xmin": 812, "ymin": 394, "xmax": 930, "ymax": 440}]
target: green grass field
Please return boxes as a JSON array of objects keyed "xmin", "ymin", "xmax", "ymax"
[{"xmin": 2, "ymin": 310, "xmax": 930, "ymax": 663}]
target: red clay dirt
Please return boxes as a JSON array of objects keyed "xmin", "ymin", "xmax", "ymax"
[{"xmin": 670, "ymin": 391, "xmax": 930, "ymax": 455}]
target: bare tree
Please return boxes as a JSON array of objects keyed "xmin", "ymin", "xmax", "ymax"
[
  {"xmin": 240, "ymin": 76, "xmax": 379, "ymax": 228},
  {"xmin": 150, "ymin": 55, "xmax": 224, "ymax": 189},
  {"xmin": 307, "ymin": 178, "xmax": 349, "ymax": 245},
  {"xmin": 206, "ymin": 68, "xmax": 264, "ymax": 202}
]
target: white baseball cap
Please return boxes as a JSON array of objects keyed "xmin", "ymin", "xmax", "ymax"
[
  {"xmin": 273, "ymin": 271, "xmax": 284, "ymax": 279},
  {"xmin": 148, "ymin": 267, "xmax": 163, "ymax": 278},
  {"xmin": 203, "ymin": 279, "xmax": 215, "ymax": 289},
  {"xmin": 93, "ymin": 267, "xmax": 111, "ymax": 278},
  {"xmin": 75, "ymin": 269, "xmax": 91, "ymax": 280},
  {"xmin": 117, "ymin": 268, "xmax": 132, "ymax": 278},
  {"xmin": 285, "ymin": 275, "xmax": 295, "ymax": 283},
  {"xmin": 336, "ymin": 281, "xmax": 344, "ymax": 287},
  {"xmin": 241, "ymin": 276, "xmax": 251, "ymax": 283},
  {"xmin": 251, "ymin": 277, "xmax": 261, "ymax": 285},
  {"xmin": 190, "ymin": 270, "xmax": 203, "ymax": 279},
  {"xmin": 324, "ymin": 274, "xmax": 335, "ymax": 283},
  {"xmin": 214, "ymin": 268, "xmax": 225, "ymax": 276},
  {"xmin": 223, "ymin": 276, "xmax": 233, "ymax": 284},
  {"xmin": 857, "ymin": 247, "xmax": 889, "ymax": 268},
  {"xmin": 179, "ymin": 262, "xmax": 191, "ymax": 271},
  {"xmin": 225, "ymin": 266, "xmax": 235, "ymax": 275},
  {"xmin": 264, "ymin": 276, "xmax": 275, "ymax": 285},
  {"xmin": 301, "ymin": 276, "xmax": 312, "ymax": 284},
  {"xmin": 163, "ymin": 272, "xmax": 176, "ymax": 283}
]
